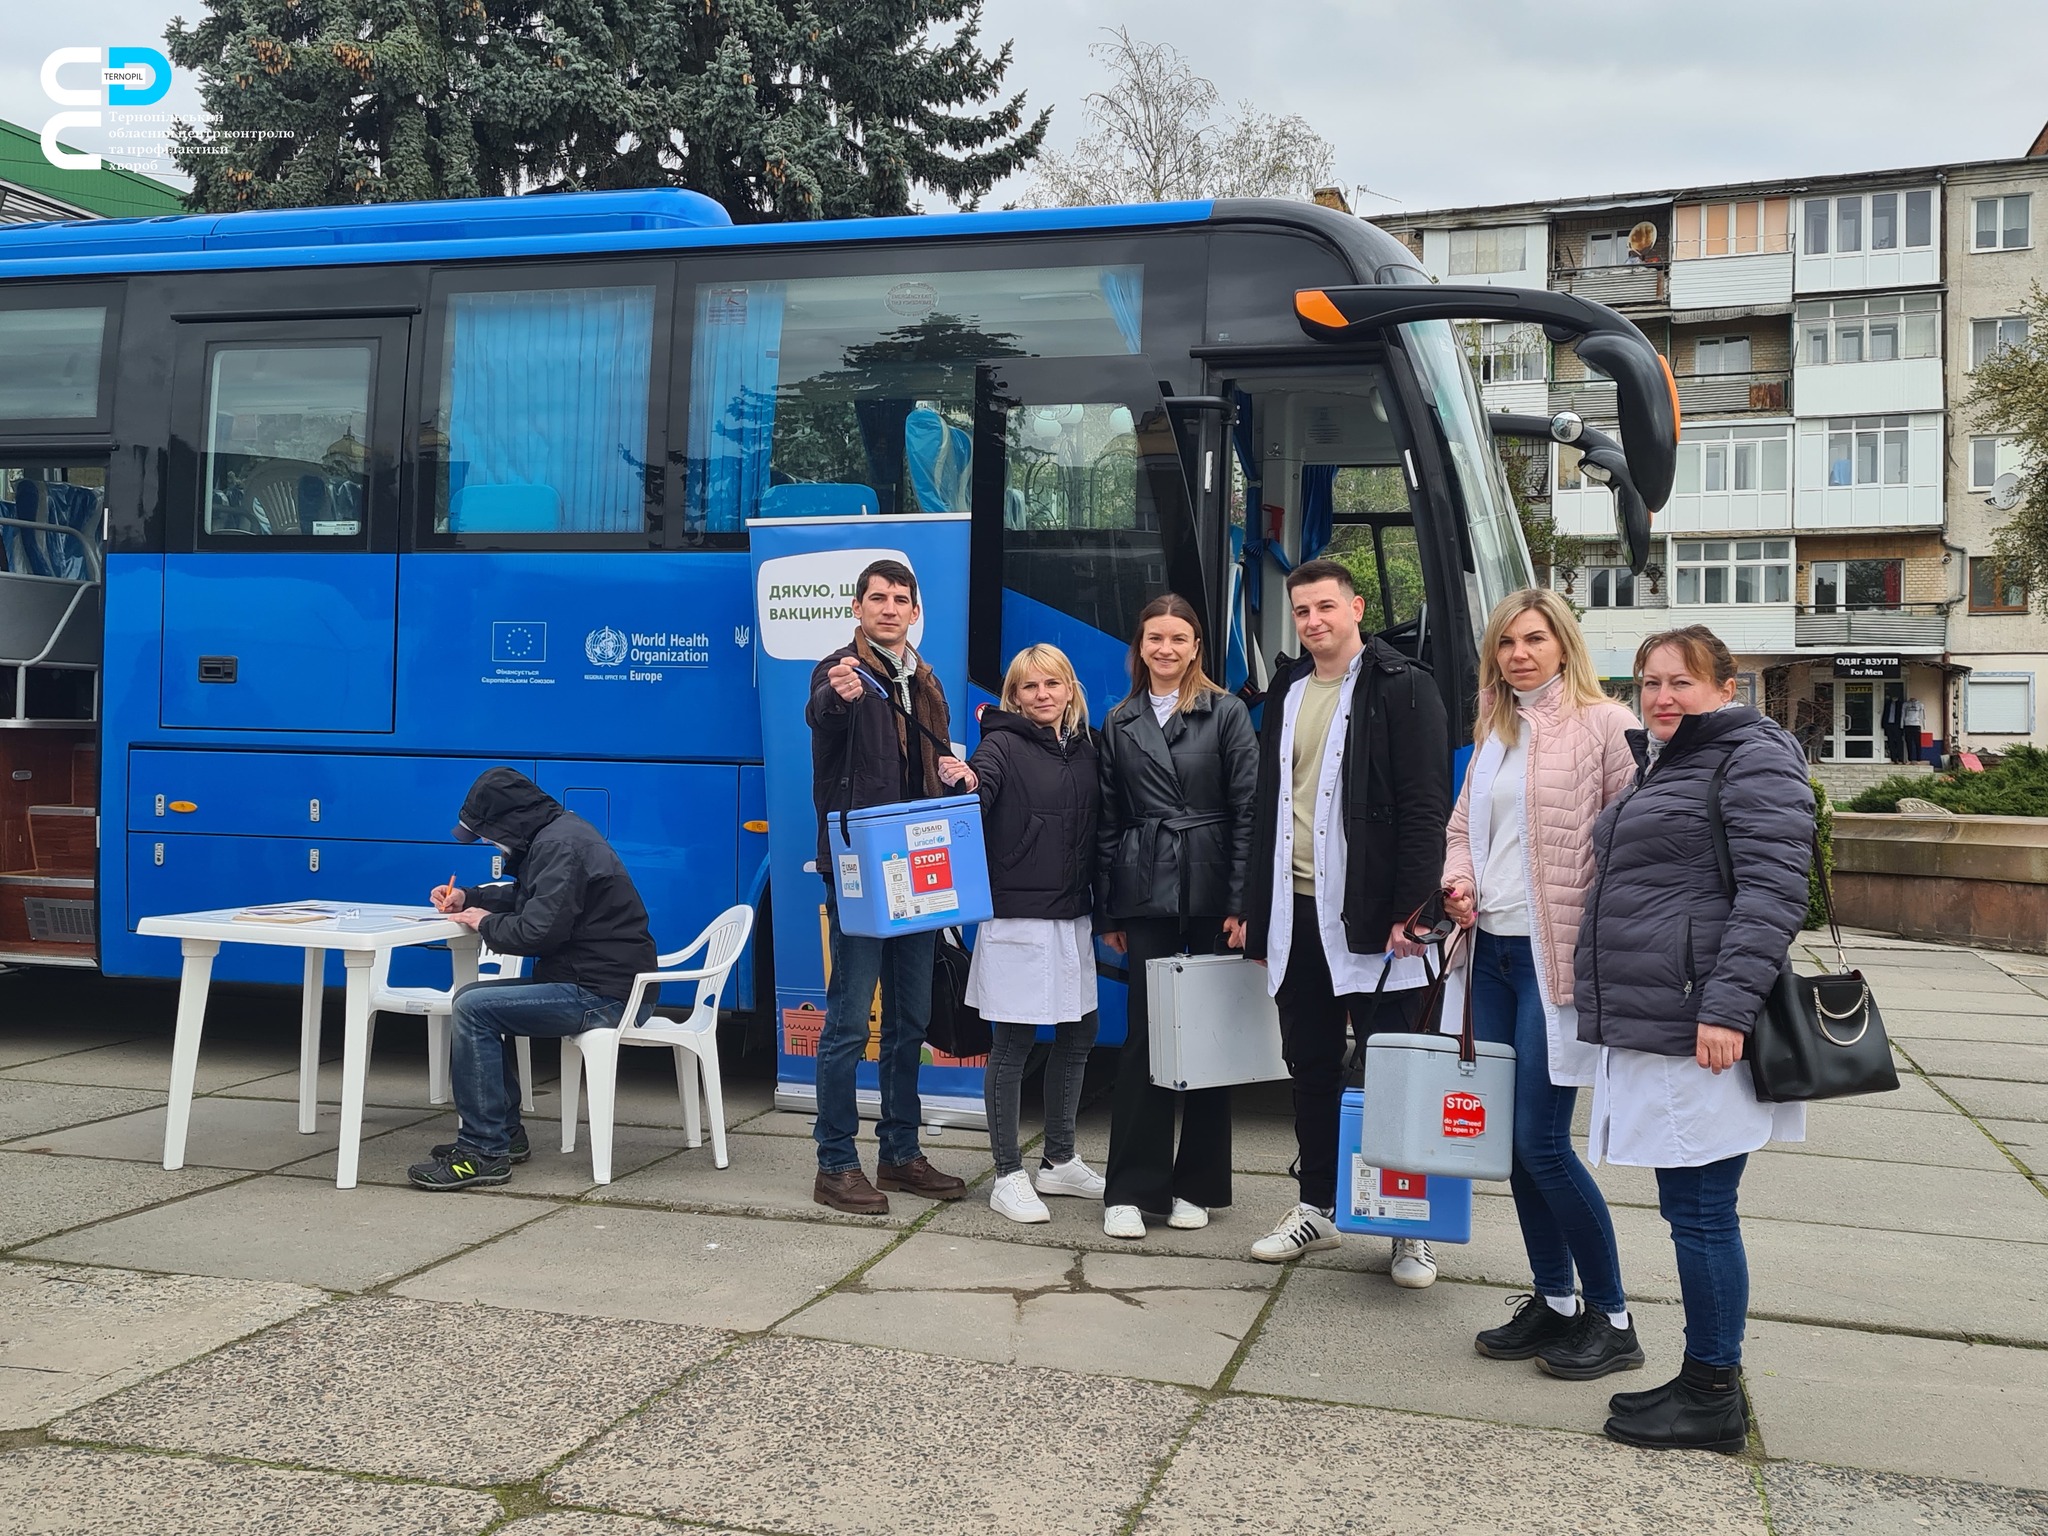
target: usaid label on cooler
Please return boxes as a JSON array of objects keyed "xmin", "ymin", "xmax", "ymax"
[
  {"xmin": 756, "ymin": 547, "xmax": 926, "ymax": 660},
  {"xmin": 1442, "ymin": 1092, "xmax": 1487, "ymax": 1139}
]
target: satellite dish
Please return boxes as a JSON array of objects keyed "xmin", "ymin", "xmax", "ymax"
[{"xmin": 1989, "ymin": 472, "xmax": 2022, "ymax": 512}]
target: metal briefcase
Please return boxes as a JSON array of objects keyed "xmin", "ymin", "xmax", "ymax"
[
  {"xmin": 1146, "ymin": 953, "xmax": 1288, "ymax": 1091},
  {"xmin": 1357, "ymin": 932, "xmax": 1515, "ymax": 1181}
]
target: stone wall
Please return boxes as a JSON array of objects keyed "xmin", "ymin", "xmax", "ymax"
[{"xmin": 1830, "ymin": 812, "xmax": 2048, "ymax": 952}]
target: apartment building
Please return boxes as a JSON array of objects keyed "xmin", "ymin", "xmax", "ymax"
[{"xmin": 1377, "ymin": 132, "xmax": 2048, "ymax": 773}]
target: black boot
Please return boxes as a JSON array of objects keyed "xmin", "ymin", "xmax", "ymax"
[
  {"xmin": 1608, "ymin": 1376, "xmax": 1677, "ymax": 1416},
  {"xmin": 1603, "ymin": 1355, "xmax": 1748, "ymax": 1454}
]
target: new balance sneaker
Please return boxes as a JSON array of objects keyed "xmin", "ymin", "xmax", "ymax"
[
  {"xmin": 1035, "ymin": 1156, "xmax": 1107, "ymax": 1199},
  {"xmin": 1167, "ymin": 1197, "xmax": 1209, "ymax": 1230},
  {"xmin": 1475, "ymin": 1293, "xmax": 1581, "ymax": 1361},
  {"xmin": 1103, "ymin": 1204, "xmax": 1146, "ymax": 1240},
  {"xmin": 407, "ymin": 1146, "xmax": 511, "ymax": 1191},
  {"xmin": 989, "ymin": 1169, "xmax": 1051, "ymax": 1224},
  {"xmin": 1535, "ymin": 1310, "xmax": 1646, "ymax": 1381},
  {"xmin": 1250, "ymin": 1203, "xmax": 1340, "ymax": 1263},
  {"xmin": 430, "ymin": 1126, "xmax": 530, "ymax": 1165},
  {"xmin": 1390, "ymin": 1238, "xmax": 1438, "ymax": 1289}
]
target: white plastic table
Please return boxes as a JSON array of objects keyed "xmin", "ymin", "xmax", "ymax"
[{"xmin": 136, "ymin": 902, "xmax": 481, "ymax": 1189}]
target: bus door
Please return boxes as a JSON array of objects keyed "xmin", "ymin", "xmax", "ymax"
[
  {"xmin": 967, "ymin": 356, "xmax": 1208, "ymax": 716},
  {"xmin": 161, "ymin": 315, "xmax": 408, "ymax": 732}
]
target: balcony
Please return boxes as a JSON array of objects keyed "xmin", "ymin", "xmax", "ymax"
[
  {"xmin": 1675, "ymin": 369, "xmax": 1789, "ymax": 416},
  {"xmin": 1550, "ymin": 263, "xmax": 1667, "ymax": 307},
  {"xmin": 1793, "ymin": 603, "xmax": 1947, "ymax": 651},
  {"xmin": 1549, "ymin": 378, "xmax": 1618, "ymax": 421}
]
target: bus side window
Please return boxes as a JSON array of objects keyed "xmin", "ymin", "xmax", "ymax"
[
  {"xmin": 201, "ymin": 344, "xmax": 372, "ymax": 540},
  {"xmin": 420, "ymin": 273, "xmax": 668, "ymax": 544},
  {"xmin": 0, "ymin": 303, "xmax": 111, "ymax": 428},
  {"xmin": 1323, "ymin": 467, "xmax": 1424, "ymax": 639}
]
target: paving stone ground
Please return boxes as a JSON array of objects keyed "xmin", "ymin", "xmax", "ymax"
[{"xmin": 1, "ymin": 932, "xmax": 2044, "ymax": 1534}]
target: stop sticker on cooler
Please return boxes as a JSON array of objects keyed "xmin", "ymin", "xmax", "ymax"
[
  {"xmin": 910, "ymin": 848, "xmax": 954, "ymax": 894},
  {"xmin": 1442, "ymin": 1091, "xmax": 1486, "ymax": 1139}
]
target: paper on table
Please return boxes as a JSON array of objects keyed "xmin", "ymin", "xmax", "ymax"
[{"xmin": 231, "ymin": 904, "xmax": 337, "ymax": 925}]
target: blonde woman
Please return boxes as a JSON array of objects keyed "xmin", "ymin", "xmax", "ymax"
[
  {"xmin": 1096, "ymin": 594, "xmax": 1258, "ymax": 1239},
  {"xmin": 966, "ymin": 645, "xmax": 1106, "ymax": 1224},
  {"xmin": 1442, "ymin": 589, "xmax": 1643, "ymax": 1378}
]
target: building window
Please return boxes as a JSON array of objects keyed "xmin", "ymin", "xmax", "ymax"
[
  {"xmin": 1694, "ymin": 335, "xmax": 1752, "ymax": 374},
  {"xmin": 1970, "ymin": 317, "xmax": 2029, "ymax": 370},
  {"xmin": 1672, "ymin": 198, "xmax": 1791, "ymax": 259},
  {"xmin": 1586, "ymin": 566, "xmax": 1636, "ymax": 608},
  {"xmin": 1478, "ymin": 321, "xmax": 1545, "ymax": 383},
  {"xmin": 1970, "ymin": 435, "xmax": 2021, "ymax": 489},
  {"xmin": 1585, "ymin": 229, "xmax": 1655, "ymax": 267},
  {"xmin": 1449, "ymin": 227, "xmax": 1526, "ymax": 276},
  {"xmin": 1802, "ymin": 190, "xmax": 1935, "ymax": 257},
  {"xmin": 1825, "ymin": 417, "xmax": 1910, "ymax": 486},
  {"xmin": 1557, "ymin": 442, "xmax": 1585, "ymax": 491},
  {"xmin": 1797, "ymin": 295, "xmax": 1939, "ymax": 365},
  {"xmin": 1965, "ymin": 674, "xmax": 2034, "ymax": 734},
  {"xmin": 1973, "ymin": 194, "xmax": 2032, "ymax": 251},
  {"xmin": 1969, "ymin": 558, "xmax": 2029, "ymax": 614},
  {"xmin": 1836, "ymin": 197, "xmax": 1862, "ymax": 254},
  {"xmin": 1673, "ymin": 425, "xmax": 1790, "ymax": 495},
  {"xmin": 1674, "ymin": 539, "xmax": 1791, "ymax": 604},
  {"xmin": 1811, "ymin": 558, "xmax": 1903, "ymax": 611}
]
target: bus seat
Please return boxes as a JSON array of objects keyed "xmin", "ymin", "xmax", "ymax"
[
  {"xmin": 3, "ymin": 481, "xmax": 99, "ymax": 581},
  {"xmin": 904, "ymin": 408, "xmax": 970, "ymax": 512},
  {"xmin": 449, "ymin": 483, "xmax": 563, "ymax": 532},
  {"xmin": 758, "ymin": 483, "xmax": 878, "ymax": 519}
]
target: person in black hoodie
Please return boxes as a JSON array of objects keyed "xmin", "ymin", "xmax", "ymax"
[
  {"xmin": 407, "ymin": 767, "xmax": 656, "ymax": 1191},
  {"xmin": 1097, "ymin": 594, "xmax": 1259, "ymax": 1241},
  {"xmin": 966, "ymin": 644, "xmax": 1105, "ymax": 1225}
]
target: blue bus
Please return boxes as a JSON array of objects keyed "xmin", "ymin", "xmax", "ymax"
[{"xmin": 0, "ymin": 189, "xmax": 1672, "ymax": 1043}]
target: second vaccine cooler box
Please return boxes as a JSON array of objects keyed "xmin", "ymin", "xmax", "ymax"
[
  {"xmin": 828, "ymin": 794, "xmax": 992, "ymax": 938},
  {"xmin": 1335, "ymin": 1089, "xmax": 1473, "ymax": 1242}
]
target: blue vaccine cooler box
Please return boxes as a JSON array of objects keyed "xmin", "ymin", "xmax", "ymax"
[
  {"xmin": 828, "ymin": 794, "xmax": 993, "ymax": 938},
  {"xmin": 1335, "ymin": 1089, "xmax": 1473, "ymax": 1242}
]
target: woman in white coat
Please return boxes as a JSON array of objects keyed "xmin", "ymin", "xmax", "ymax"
[{"xmin": 1443, "ymin": 589, "xmax": 1642, "ymax": 1379}]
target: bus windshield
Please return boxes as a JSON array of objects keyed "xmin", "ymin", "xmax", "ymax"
[{"xmin": 1399, "ymin": 316, "xmax": 1532, "ymax": 621}]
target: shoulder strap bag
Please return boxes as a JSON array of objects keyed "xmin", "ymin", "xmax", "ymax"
[{"xmin": 1706, "ymin": 756, "xmax": 1899, "ymax": 1102}]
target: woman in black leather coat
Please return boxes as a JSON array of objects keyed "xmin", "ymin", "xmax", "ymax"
[{"xmin": 1096, "ymin": 594, "xmax": 1258, "ymax": 1240}]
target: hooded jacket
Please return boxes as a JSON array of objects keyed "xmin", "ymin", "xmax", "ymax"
[
  {"xmin": 1244, "ymin": 639, "xmax": 1452, "ymax": 959},
  {"xmin": 454, "ymin": 768, "xmax": 657, "ymax": 1002},
  {"xmin": 1575, "ymin": 706, "xmax": 1814, "ymax": 1056},
  {"xmin": 969, "ymin": 708, "xmax": 1099, "ymax": 920}
]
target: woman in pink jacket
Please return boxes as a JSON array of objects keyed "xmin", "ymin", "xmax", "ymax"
[{"xmin": 1442, "ymin": 589, "xmax": 1642, "ymax": 1382}]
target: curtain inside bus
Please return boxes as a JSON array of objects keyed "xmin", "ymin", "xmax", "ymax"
[
  {"xmin": 685, "ymin": 282, "xmax": 786, "ymax": 535},
  {"xmin": 445, "ymin": 285, "xmax": 655, "ymax": 533},
  {"xmin": 1300, "ymin": 464, "xmax": 1336, "ymax": 560}
]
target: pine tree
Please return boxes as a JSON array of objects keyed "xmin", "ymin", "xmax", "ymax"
[{"xmin": 166, "ymin": 0, "xmax": 1048, "ymax": 219}]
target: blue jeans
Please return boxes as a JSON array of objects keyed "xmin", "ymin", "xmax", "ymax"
[
  {"xmin": 814, "ymin": 901, "xmax": 934, "ymax": 1172},
  {"xmin": 449, "ymin": 978, "xmax": 627, "ymax": 1158},
  {"xmin": 1656, "ymin": 1155, "xmax": 1749, "ymax": 1367},
  {"xmin": 1470, "ymin": 929, "xmax": 1627, "ymax": 1314}
]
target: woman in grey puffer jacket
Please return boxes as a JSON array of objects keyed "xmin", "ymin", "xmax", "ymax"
[{"xmin": 1577, "ymin": 625, "xmax": 1814, "ymax": 1455}]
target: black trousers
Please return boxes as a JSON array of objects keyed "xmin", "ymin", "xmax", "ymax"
[
  {"xmin": 1275, "ymin": 893, "xmax": 1422, "ymax": 1211},
  {"xmin": 1103, "ymin": 916, "xmax": 1233, "ymax": 1213}
]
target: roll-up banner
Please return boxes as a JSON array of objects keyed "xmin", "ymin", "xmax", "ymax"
[{"xmin": 747, "ymin": 513, "xmax": 987, "ymax": 1126}]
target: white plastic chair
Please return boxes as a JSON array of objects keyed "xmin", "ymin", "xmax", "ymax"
[
  {"xmin": 560, "ymin": 904, "xmax": 754, "ymax": 1182},
  {"xmin": 367, "ymin": 943, "xmax": 536, "ymax": 1112}
]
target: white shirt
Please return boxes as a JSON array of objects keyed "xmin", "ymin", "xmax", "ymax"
[
  {"xmin": 1148, "ymin": 690, "xmax": 1178, "ymax": 727},
  {"xmin": 1263, "ymin": 649, "xmax": 1432, "ymax": 998},
  {"xmin": 1477, "ymin": 729, "xmax": 1531, "ymax": 936},
  {"xmin": 1588, "ymin": 1046, "xmax": 1806, "ymax": 1167},
  {"xmin": 965, "ymin": 915, "xmax": 1096, "ymax": 1027}
]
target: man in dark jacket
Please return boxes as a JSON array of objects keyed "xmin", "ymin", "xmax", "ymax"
[
  {"xmin": 407, "ymin": 767, "xmax": 656, "ymax": 1191},
  {"xmin": 805, "ymin": 558, "xmax": 976, "ymax": 1215},
  {"xmin": 1236, "ymin": 559, "xmax": 1451, "ymax": 1280}
]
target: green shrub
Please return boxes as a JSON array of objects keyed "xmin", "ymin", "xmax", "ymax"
[
  {"xmin": 1807, "ymin": 779, "xmax": 1834, "ymax": 931},
  {"xmin": 1844, "ymin": 745, "xmax": 2048, "ymax": 816}
]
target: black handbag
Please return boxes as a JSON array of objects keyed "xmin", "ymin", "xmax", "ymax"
[
  {"xmin": 925, "ymin": 927, "xmax": 992, "ymax": 1060},
  {"xmin": 1707, "ymin": 758, "xmax": 1899, "ymax": 1103}
]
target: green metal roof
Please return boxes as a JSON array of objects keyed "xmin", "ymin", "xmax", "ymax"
[{"xmin": 0, "ymin": 117, "xmax": 185, "ymax": 220}]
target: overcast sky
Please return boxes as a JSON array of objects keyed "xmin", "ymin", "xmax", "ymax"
[{"xmin": 6, "ymin": 1, "xmax": 2046, "ymax": 210}]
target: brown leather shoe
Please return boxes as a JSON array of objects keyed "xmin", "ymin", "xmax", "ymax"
[
  {"xmin": 814, "ymin": 1166, "xmax": 890, "ymax": 1215},
  {"xmin": 876, "ymin": 1155, "xmax": 967, "ymax": 1200}
]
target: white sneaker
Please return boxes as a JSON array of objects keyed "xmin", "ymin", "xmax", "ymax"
[
  {"xmin": 1166, "ymin": 1197, "xmax": 1209, "ymax": 1230},
  {"xmin": 1390, "ymin": 1238, "xmax": 1438, "ymax": 1289},
  {"xmin": 1035, "ymin": 1156, "xmax": 1107, "ymax": 1199},
  {"xmin": 1250, "ymin": 1203, "xmax": 1340, "ymax": 1263},
  {"xmin": 1103, "ymin": 1204, "xmax": 1146, "ymax": 1240},
  {"xmin": 989, "ymin": 1170, "xmax": 1050, "ymax": 1224}
]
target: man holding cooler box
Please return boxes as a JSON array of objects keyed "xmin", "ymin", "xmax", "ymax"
[
  {"xmin": 1235, "ymin": 559, "xmax": 1452, "ymax": 1284},
  {"xmin": 806, "ymin": 558, "xmax": 977, "ymax": 1215}
]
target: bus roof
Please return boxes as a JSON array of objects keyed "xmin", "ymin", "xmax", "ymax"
[{"xmin": 0, "ymin": 188, "xmax": 1218, "ymax": 280}]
